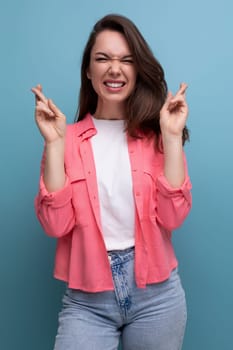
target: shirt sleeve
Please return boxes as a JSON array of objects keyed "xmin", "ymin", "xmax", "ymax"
[
  {"xmin": 35, "ymin": 174, "xmax": 76, "ymax": 238},
  {"xmin": 156, "ymin": 172, "xmax": 192, "ymax": 231}
]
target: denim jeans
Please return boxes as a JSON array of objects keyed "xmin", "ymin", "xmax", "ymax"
[{"xmin": 54, "ymin": 247, "xmax": 187, "ymax": 350}]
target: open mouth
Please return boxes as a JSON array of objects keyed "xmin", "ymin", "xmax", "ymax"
[{"xmin": 104, "ymin": 81, "xmax": 125, "ymax": 88}]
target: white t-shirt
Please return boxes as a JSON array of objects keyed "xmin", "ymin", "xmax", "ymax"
[{"xmin": 91, "ymin": 117, "xmax": 135, "ymax": 251}]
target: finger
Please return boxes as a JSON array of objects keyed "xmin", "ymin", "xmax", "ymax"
[
  {"xmin": 34, "ymin": 84, "xmax": 42, "ymax": 92},
  {"xmin": 176, "ymin": 82, "xmax": 188, "ymax": 96},
  {"xmin": 170, "ymin": 84, "xmax": 187, "ymax": 104},
  {"xmin": 31, "ymin": 86, "xmax": 48, "ymax": 104},
  {"xmin": 31, "ymin": 86, "xmax": 39, "ymax": 104},
  {"xmin": 31, "ymin": 87, "xmax": 47, "ymax": 103},
  {"xmin": 48, "ymin": 99, "xmax": 65, "ymax": 118},
  {"xmin": 36, "ymin": 85, "xmax": 42, "ymax": 98},
  {"xmin": 168, "ymin": 95, "xmax": 187, "ymax": 112},
  {"xmin": 31, "ymin": 84, "xmax": 42, "ymax": 103},
  {"xmin": 36, "ymin": 102, "xmax": 55, "ymax": 117},
  {"xmin": 166, "ymin": 91, "xmax": 173, "ymax": 101},
  {"xmin": 170, "ymin": 94, "xmax": 186, "ymax": 104},
  {"xmin": 36, "ymin": 107, "xmax": 55, "ymax": 118},
  {"xmin": 162, "ymin": 91, "xmax": 173, "ymax": 109}
]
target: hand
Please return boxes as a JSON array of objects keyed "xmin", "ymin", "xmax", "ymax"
[
  {"xmin": 31, "ymin": 84, "xmax": 66, "ymax": 143},
  {"xmin": 160, "ymin": 83, "xmax": 188, "ymax": 138}
]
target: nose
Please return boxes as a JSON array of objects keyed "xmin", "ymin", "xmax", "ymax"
[{"xmin": 108, "ymin": 58, "xmax": 121, "ymax": 75}]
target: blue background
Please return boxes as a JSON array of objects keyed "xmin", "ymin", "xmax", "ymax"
[{"xmin": 1, "ymin": 0, "xmax": 233, "ymax": 349}]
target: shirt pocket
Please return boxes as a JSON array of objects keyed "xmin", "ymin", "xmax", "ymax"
[
  {"xmin": 67, "ymin": 168, "xmax": 89, "ymax": 226},
  {"xmin": 142, "ymin": 162, "xmax": 162, "ymax": 218}
]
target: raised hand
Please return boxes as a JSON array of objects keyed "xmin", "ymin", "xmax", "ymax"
[
  {"xmin": 31, "ymin": 84, "xmax": 66, "ymax": 143},
  {"xmin": 160, "ymin": 83, "xmax": 188, "ymax": 139}
]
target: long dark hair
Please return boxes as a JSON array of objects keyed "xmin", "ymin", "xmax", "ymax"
[{"xmin": 75, "ymin": 14, "xmax": 189, "ymax": 145}]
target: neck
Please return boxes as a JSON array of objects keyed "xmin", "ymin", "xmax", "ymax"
[{"xmin": 94, "ymin": 100, "xmax": 126, "ymax": 120}]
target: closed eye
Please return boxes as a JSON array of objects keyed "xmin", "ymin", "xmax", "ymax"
[
  {"xmin": 95, "ymin": 57, "xmax": 109, "ymax": 62},
  {"xmin": 94, "ymin": 53, "xmax": 134, "ymax": 64},
  {"xmin": 121, "ymin": 58, "xmax": 134, "ymax": 64}
]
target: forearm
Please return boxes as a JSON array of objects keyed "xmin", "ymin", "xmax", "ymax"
[
  {"xmin": 43, "ymin": 139, "xmax": 66, "ymax": 192},
  {"xmin": 162, "ymin": 133, "xmax": 185, "ymax": 188}
]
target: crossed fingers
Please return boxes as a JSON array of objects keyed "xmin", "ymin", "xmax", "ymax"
[
  {"xmin": 31, "ymin": 84, "xmax": 56, "ymax": 117},
  {"xmin": 167, "ymin": 83, "xmax": 188, "ymax": 112}
]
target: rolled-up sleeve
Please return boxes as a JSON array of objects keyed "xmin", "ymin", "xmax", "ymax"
[
  {"xmin": 35, "ymin": 175, "xmax": 76, "ymax": 238},
  {"xmin": 156, "ymin": 174, "xmax": 192, "ymax": 230}
]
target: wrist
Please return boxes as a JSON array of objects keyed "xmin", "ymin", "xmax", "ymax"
[
  {"xmin": 44, "ymin": 139, "xmax": 65, "ymax": 164},
  {"xmin": 45, "ymin": 138, "xmax": 65, "ymax": 150},
  {"xmin": 162, "ymin": 132, "xmax": 183, "ymax": 146}
]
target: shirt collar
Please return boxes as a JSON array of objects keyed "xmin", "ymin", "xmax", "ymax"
[{"xmin": 75, "ymin": 113, "xmax": 97, "ymax": 139}]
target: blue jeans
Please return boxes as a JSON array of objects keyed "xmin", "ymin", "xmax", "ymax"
[{"xmin": 54, "ymin": 247, "xmax": 187, "ymax": 350}]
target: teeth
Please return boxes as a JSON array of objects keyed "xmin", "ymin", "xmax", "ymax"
[{"xmin": 105, "ymin": 82, "xmax": 124, "ymax": 88}]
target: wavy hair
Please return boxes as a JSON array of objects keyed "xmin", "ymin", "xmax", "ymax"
[{"xmin": 75, "ymin": 14, "xmax": 189, "ymax": 145}]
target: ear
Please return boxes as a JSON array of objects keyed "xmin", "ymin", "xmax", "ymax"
[{"xmin": 86, "ymin": 69, "xmax": 91, "ymax": 80}]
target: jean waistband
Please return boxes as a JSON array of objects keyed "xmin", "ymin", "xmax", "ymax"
[{"xmin": 107, "ymin": 246, "xmax": 135, "ymax": 265}]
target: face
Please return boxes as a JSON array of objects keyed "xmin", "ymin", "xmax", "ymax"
[{"xmin": 87, "ymin": 30, "xmax": 137, "ymax": 117}]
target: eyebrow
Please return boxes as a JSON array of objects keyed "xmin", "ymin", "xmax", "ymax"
[{"xmin": 94, "ymin": 52, "xmax": 133, "ymax": 59}]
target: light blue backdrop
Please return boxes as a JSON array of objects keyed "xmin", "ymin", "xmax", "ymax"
[{"xmin": 1, "ymin": 0, "xmax": 232, "ymax": 349}]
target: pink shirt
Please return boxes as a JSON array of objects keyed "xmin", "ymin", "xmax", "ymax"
[{"xmin": 35, "ymin": 113, "xmax": 192, "ymax": 292}]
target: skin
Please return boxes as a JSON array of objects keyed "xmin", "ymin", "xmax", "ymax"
[
  {"xmin": 160, "ymin": 83, "xmax": 188, "ymax": 187},
  {"xmin": 31, "ymin": 30, "xmax": 188, "ymax": 192},
  {"xmin": 31, "ymin": 86, "xmax": 66, "ymax": 192},
  {"xmin": 87, "ymin": 30, "xmax": 137, "ymax": 120}
]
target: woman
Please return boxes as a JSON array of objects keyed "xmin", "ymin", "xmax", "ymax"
[{"xmin": 32, "ymin": 13, "xmax": 192, "ymax": 350}]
